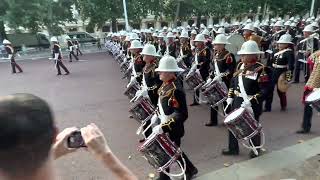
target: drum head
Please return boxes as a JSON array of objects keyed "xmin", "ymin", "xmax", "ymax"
[
  {"xmin": 226, "ymin": 34, "xmax": 245, "ymax": 55},
  {"xmin": 306, "ymin": 90, "xmax": 320, "ymax": 102},
  {"xmin": 224, "ymin": 107, "xmax": 246, "ymax": 123}
]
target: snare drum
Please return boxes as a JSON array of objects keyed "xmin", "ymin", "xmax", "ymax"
[
  {"xmin": 306, "ymin": 89, "xmax": 320, "ymax": 112},
  {"xmin": 116, "ymin": 54, "xmax": 125, "ymax": 64},
  {"xmin": 129, "ymin": 97, "xmax": 155, "ymax": 122},
  {"xmin": 224, "ymin": 108, "xmax": 262, "ymax": 140},
  {"xmin": 185, "ymin": 71, "xmax": 204, "ymax": 90},
  {"xmin": 120, "ymin": 61, "xmax": 130, "ymax": 73},
  {"xmin": 202, "ymin": 80, "xmax": 228, "ymax": 106},
  {"xmin": 124, "ymin": 81, "xmax": 140, "ymax": 99},
  {"xmin": 139, "ymin": 133, "xmax": 182, "ymax": 172}
]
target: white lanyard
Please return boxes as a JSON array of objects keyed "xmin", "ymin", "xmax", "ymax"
[
  {"xmin": 180, "ymin": 47, "xmax": 184, "ymax": 57},
  {"xmin": 213, "ymin": 54, "xmax": 221, "ymax": 76},
  {"xmin": 195, "ymin": 52, "xmax": 199, "ymax": 64},
  {"xmin": 238, "ymin": 64, "xmax": 249, "ymax": 101},
  {"xmin": 157, "ymin": 97, "xmax": 170, "ymax": 124}
]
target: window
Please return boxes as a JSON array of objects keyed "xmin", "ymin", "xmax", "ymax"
[{"xmin": 102, "ymin": 26, "xmax": 110, "ymax": 32}]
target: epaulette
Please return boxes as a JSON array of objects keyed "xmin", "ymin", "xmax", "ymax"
[
  {"xmin": 158, "ymin": 81, "xmax": 176, "ymax": 98},
  {"xmin": 199, "ymin": 47, "xmax": 208, "ymax": 56}
]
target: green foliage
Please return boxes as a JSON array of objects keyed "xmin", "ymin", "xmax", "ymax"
[{"xmin": 2, "ymin": 0, "xmax": 74, "ymax": 35}]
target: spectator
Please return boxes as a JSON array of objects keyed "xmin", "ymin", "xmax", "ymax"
[{"xmin": 0, "ymin": 93, "xmax": 137, "ymax": 180}]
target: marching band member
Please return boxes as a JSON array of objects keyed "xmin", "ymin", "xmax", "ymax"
[
  {"xmin": 296, "ymin": 50, "xmax": 320, "ymax": 134},
  {"xmin": 190, "ymin": 34, "xmax": 211, "ymax": 106},
  {"xmin": 153, "ymin": 55, "xmax": 198, "ymax": 180},
  {"xmin": 128, "ymin": 40, "xmax": 145, "ymax": 85},
  {"xmin": 222, "ymin": 41, "xmax": 269, "ymax": 158},
  {"xmin": 166, "ymin": 32, "xmax": 177, "ymax": 58},
  {"xmin": 179, "ymin": 31, "xmax": 193, "ymax": 68},
  {"xmin": 135, "ymin": 44, "xmax": 162, "ymax": 139},
  {"xmin": 66, "ymin": 36, "xmax": 79, "ymax": 62},
  {"xmin": 202, "ymin": 29, "xmax": 213, "ymax": 50},
  {"xmin": 140, "ymin": 44, "xmax": 162, "ymax": 106},
  {"xmin": 3, "ymin": 39, "xmax": 23, "ymax": 74},
  {"xmin": 151, "ymin": 32, "xmax": 159, "ymax": 50},
  {"xmin": 264, "ymin": 34, "xmax": 295, "ymax": 112},
  {"xmin": 73, "ymin": 37, "xmax": 83, "ymax": 56},
  {"xmin": 50, "ymin": 37, "xmax": 70, "ymax": 75},
  {"xmin": 294, "ymin": 25, "xmax": 319, "ymax": 83},
  {"xmin": 205, "ymin": 34, "xmax": 236, "ymax": 126},
  {"xmin": 157, "ymin": 33, "xmax": 167, "ymax": 56},
  {"xmin": 243, "ymin": 23, "xmax": 263, "ymax": 46}
]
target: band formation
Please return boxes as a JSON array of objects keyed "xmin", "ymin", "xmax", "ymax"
[{"xmin": 4, "ymin": 16, "xmax": 320, "ymax": 180}]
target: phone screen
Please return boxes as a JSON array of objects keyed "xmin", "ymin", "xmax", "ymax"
[{"xmin": 67, "ymin": 131, "xmax": 87, "ymax": 148}]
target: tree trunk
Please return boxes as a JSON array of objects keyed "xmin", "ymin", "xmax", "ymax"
[{"xmin": 0, "ymin": 21, "xmax": 7, "ymax": 41}]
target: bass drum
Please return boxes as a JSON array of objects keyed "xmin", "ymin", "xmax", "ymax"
[{"xmin": 226, "ymin": 33, "xmax": 245, "ymax": 56}]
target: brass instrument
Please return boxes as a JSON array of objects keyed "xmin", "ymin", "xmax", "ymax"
[{"xmin": 306, "ymin": 51, "xmax": 320, "ymax": 88}]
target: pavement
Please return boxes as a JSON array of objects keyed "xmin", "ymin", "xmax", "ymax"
[
  {"xmin": 0, "ymin": 51, "xmax": 320, "ymax": 180},
  {"xmin": 0, "ymin": 44, "xmax": 103, "ymax": 62},
  {"xmin": 197, "ymin": 136, "xmax": 320, "ymax": 180}
]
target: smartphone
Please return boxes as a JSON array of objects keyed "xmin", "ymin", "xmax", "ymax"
[{"xmin": 67, "ymin": 131, "xmax": 86, "ymax": 148}]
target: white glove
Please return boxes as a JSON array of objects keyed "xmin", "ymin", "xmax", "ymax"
[
  {"xmin": 150, "ymin": 114, "xmax": 159, "ymax": 125},
  {"xmin": 226, "ymin": 98, "xmax": 233, "ymax": 105},
  {"xmin": 206, "ymin": 78, "xmax": 213, "ymax": 84},
  {"xmin": 127, "ymin": 77, "xmax": 137, "ymax": 88},
  {"xmin": 213, "ymin": 75, "xmax": 222, "ymax": 82},
  {"xmin": 152, "ymin": 125, "xmax": 163, "ymax": 134},
  {"xmin": 241, "ymin": 99, "xmax": 252, "ymax": 108}
]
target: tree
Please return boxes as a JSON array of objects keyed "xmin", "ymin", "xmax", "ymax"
[{"xmin": 1, "ymin": 0, "xmax": 75, "ymax": 36}]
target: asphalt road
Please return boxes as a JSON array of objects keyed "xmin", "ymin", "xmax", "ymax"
[{"xmin": 0, "ymin": 52, "xmax": 319, "ymax": 180}]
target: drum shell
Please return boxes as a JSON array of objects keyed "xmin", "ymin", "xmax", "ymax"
[
  {"xmin": 224, "ymin": 108, "xmax": 262, "ymax": 140},
  {"xmin": 138, "ymin": 133, "xmax": 182, "ymax": 171},
  {"xmin": 129, "ymin": 97, "xmax": 155, "ymax": 122},
  {"xmin": 306, "ymin": 90, "xmax": 320, "ymax": 112},
  {"xmin": 185, "ymin": 72, "xmax": 204, "ymax": 89},
  {"xmin": 202, "ymin": 80, "xmax": 228, "ymax": 106},
  {"xmin": 124, "ymin": 82, "xmax": 139, "ymax": 99}
]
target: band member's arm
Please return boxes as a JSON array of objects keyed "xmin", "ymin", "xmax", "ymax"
[
  {"xmin": 5, "ymin": 46, "xmax": 13, "ymax": 59},
  {"xmin": 228, "ymin": 78, "xmax": 236, "ymax": 99},
  {"xmin": 314, "ymin": 39, "xmax": 319, "ymax": 51},
  {"xmin": 53, "ymin": 45, "xmax": 60, "ymax": 59},
  {"xmin": 287, "ymin": 50, "xmax": 295, "ymax": 73},
  {"xmin": 161, "ymin": 89, "xmax": 188, "ymax": 133},
  {"xmin": 223, "ymin": 53, "xmax": 237, "ymax": 78},
  {"xmin": 251, "ymin": 67, "xmax": 270, "ymax": 104}
]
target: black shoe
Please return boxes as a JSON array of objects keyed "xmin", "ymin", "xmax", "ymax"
[
  {"xmin": 292, "ymin": 81, "xmax": 299, "ymax": 84},
  {"xmin": 222, "ymin": 149, "xmax": 239, "ymax": 156},
  {"xmin": 57, "ymin": 73, "xmax": 62, "ymax": 75},
  {"xmin": 249, "ymin": 150, "xmax": 261, "ymax": 159},
  {"xmin": 139, "ymin": 138, "xmax": 145, "ymax": 143},
  {"xmin": 189, "ymin": 102, "xmax": 199, "ymax": 106},
  {"xmin": 296, "ymin": 129, "xmax": 310, "ymax": 134},
  {"xmin": 64, "ymin": 72, "xmax": 70, "ymax": 75},
  {"xmin": 264, "ymin": 108, "xmax": 271, "ymax": 112},
  {"xmin": 69, "ymin": 60, "xmax": 72, "ymax": 62},
  {"xmin": 205, "ymin": 122, "xmax": 217, "ymax": 127},
  {"xmin": 186, "ymin": 167, "xmax": 198, "ymax": 180}
]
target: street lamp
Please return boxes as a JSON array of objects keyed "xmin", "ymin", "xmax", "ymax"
[{"xmin": 122, "ymin": 0, "xmax": 129, "ymax": 31}]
